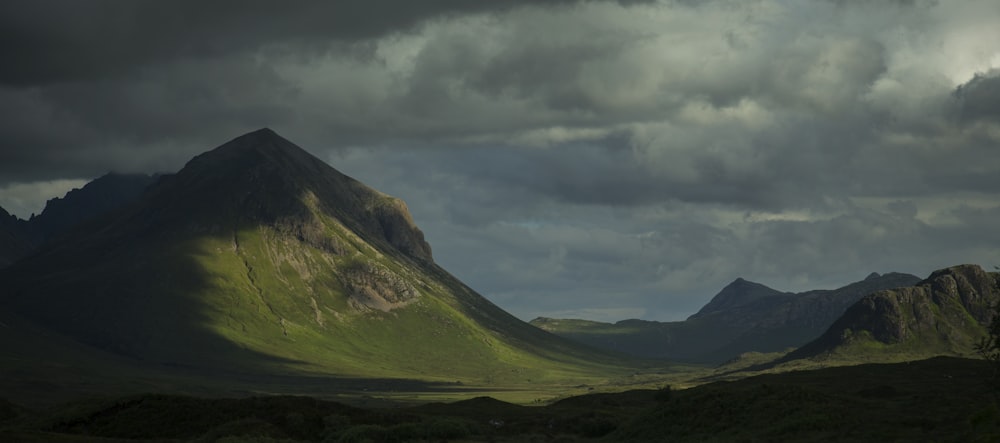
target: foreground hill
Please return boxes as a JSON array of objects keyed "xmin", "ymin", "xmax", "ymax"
[
  {"xmin": 532, "ymin": 272, "xmax": 919, "ymax": 363},
  {"xmin": 0, "ymin": 128, "xmax": 626, "ymax": 386},
  {"xmin": 2, "ymin": 357, "xmax": 994, "ymax": 442},
  {"xmin": 785, "ymin": 264, "xmax": 1000, "ymax": 363}
]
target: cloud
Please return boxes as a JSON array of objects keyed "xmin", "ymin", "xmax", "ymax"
[
  {"xmin": 2, "ymin": 0, "xmax": 999, "ymax": 320},
  {"xmin": 955, "ymin": 70, "xmax": 1000, "ymax": 122}
]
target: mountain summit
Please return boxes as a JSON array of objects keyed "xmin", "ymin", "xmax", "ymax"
[
  {"xmin": 688, "ymin": 277, "xmax": 788, "ymax": 320},
  {"xmin": 0, "ymin": 129, "xmax": 611, "ymax": 381},
  {"xmin": 135, "ymin": 128, "xmax": 432, "ymax": 262}
]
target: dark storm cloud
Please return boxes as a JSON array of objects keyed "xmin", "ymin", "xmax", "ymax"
[
  {"xmin": 0, "ymin": 0, "xmax": 651, "ymax": 86},
  {"xmin": 955, "ymin": 70, "xmax": 1000, "ymax": 122}
]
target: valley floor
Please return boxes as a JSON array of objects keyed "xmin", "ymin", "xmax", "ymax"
[{"xmin": 2, "ymin": 357, "xmax": 997, "ymax": 442}]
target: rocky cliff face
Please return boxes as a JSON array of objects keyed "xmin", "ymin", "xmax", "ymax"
[{"xmin": 789, "ymin": 264, "xmax": 1000, "ymax": 360}]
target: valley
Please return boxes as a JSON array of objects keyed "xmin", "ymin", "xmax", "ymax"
[{"xmin": 0, "ymin": 129, "xmax": 997, "ymax": 442}]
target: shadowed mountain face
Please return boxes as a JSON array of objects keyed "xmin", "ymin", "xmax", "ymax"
[
  {"xmin": 0, "ymin": 129, "xmax": 619, "ymax": 382},
  {"xmin": 786, "ymin": 264, "xmax": 1000, "ymax": 361},
  {"xmin": 0, "ymin": 173, "xmax": 156, "ymax": 269},
  {"xmin": 532, "ymin": 272, "xmax": 921, "ymax": 363},
  {"xmin": 29, "ymin": 172, "xmax": 157, "ymax": 240},
  {"xmin": 0, "ymin": 206, "xmax": 37, "ymax": 268},
  {"xmin": 688, "ymin": 278, "xmax": 790, "ymax": 320}
]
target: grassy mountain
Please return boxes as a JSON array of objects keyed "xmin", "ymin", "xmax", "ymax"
[
  {"xmin": 784, "ymin": 264, "xmax": 1000, "ymax": 362},
  {"xmin": 0, "ymin": 128, "xmax": 629, "ymax": 388},
  {"xmin": 531, "ymin": 272, "xmax": 920, "ymax": 363}
]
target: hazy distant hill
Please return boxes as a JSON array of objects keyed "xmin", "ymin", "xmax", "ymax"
[
  {"xmin": 0, "ymin": 128, "xmax": 623, "ymax": 383},
  {"xmin": 532, "ymin": 272, "xmax": 921, "ymax": 363},
  {"xmin": 785, "ymin": 264, "xmax": 999, "ymax": 362}
]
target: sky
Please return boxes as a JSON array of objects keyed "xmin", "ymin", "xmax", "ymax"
[{"xmin": 1, "ymin": 0, "xmax": 999, "ymax": 322}]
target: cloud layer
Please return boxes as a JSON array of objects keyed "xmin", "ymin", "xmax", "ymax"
[{"xmin": 1, "ymin": 0, "xmax": 998, "ymax": 320}]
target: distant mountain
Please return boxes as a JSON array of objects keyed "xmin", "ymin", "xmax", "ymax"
[
  {"xmin": 785, "ymin": 264, "xmax": 999, "ymax": 362},
  {"xmin": 29, "ymin": 172, "xmax": 157, "ymax": 239},
  {"xmin": 0, "ymin": 128, "xmax": 622, "ymax": 382},
  {"xmin": 688, "ymin": 277, "xmax": 790, "ymax": 320},
  {"xmin": 0, "ymin": 206, "xmax": 37, "ymax": 268},
  {"xmin": 531, "ymin": 272, "xmax": 921, "ymax": 363}
]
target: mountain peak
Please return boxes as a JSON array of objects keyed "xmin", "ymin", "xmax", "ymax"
[
  {"xmin": 688, "ymin": 277, "xmax": 786, "ymax": 320},
  {"xmin": 864, "ymin": 272, "xmax": 881, "ymax": 280},
  {"xmin": 144, "ymin": 129, "xmax": 433, "ymax": 262}
]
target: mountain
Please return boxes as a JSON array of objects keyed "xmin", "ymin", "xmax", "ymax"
[
  {"xmin": 0, "ymin": 206, "xmax": 37, "ymax": 268},
  {"xmin": 531, "ymin": 272, "xmax": 921, "ymax": 363},
  {"xmin": 785, "ymin": 264, "xmax": 1000, "ymax": 362},
  {"xmin": 688, "ymin": 277, "xmax": 790, "ymax": 319},
  {"xmin": 28, "ymin": 172, "xmax": 157, "ymax": 239},
  {"xmin": 0, "ymin": 128, "xmax": 623, "ymax": 384},
  {"xmin": 0, "ymin": 173, "xmax": 155, "ymax": 269}
]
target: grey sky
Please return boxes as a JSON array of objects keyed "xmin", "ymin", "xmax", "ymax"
[{"xmin": 1, "ymin": 0, "xmax": 998, "ymax": 321}]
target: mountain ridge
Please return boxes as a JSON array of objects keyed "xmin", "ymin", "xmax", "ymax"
[
  {"xmin": 531, "ymin": 272, "xmax": 921, "ymax": 363},
  {"xmin": 785, "ymin": 264, "xmax": 999, "ymax": 361},
  {"xmin": 0, "ymin": 206, "xmax": 37, "ymax": 267}
]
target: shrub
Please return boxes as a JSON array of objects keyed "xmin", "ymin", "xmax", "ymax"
[{"xmin": 336, "ymin": 424, "xmax": 390, "ymax": 443}]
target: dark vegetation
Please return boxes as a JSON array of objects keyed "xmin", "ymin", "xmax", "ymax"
[{"xmin": 0, "ymin": 357, "xmax": 996, "ymax": 442}]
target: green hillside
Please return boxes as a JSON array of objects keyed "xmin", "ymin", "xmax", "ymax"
[{"xmin": 0, "ymin": 129, "xmax": 634, "ymax": 391}]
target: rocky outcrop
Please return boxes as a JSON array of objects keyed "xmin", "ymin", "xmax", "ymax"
[
  {"xmin": 343, "ymin": 260, "xmax": 421, "ymax": 312},
  {"xmin": 371, "ymin": 197, "xmax": 433, "ymax": 262}
]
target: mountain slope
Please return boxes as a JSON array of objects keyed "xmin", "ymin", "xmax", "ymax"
[
  {"xmin": 532, "ymin": 272, "xmax": 920, "ymax": 363},
  {"xmin": 786, "ymin": 264, "xmax": 1000, "ymax": 362},
  {"xmin": 0, "ymin": 128, "xmax": 625, "ymax": 384}
]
